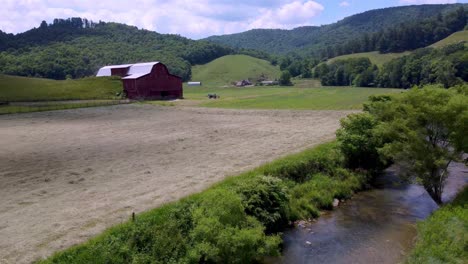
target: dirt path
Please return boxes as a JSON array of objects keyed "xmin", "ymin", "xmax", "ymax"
[{"xmin": 0, "ymin": 104, "xmax": 355, "ymax": 263}]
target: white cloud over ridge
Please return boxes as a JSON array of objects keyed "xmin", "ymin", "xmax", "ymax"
[{"xmin": 0, "ymin": 0, "xmax": 325, "ymax": 39}]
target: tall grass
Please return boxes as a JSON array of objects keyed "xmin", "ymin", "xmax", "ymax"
[
  {"xmin": 39, "ymin": 142, "xmax": 371, "ymax": 264},
  {"xmin": 406, "ymin": 187, "xmax": 468, "ymax": 264}
]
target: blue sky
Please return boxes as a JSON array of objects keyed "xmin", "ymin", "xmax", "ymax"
[{"xmin": 1, "ymin": 0, "xmax": 466, "ymax": 39}]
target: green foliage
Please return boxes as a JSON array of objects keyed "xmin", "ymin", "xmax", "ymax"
[
  {"xmin": 374, "ymin": 86, "xmax": 468, "ymax": 204},
  {"xmin": 377, "ymin": 43, "xmax": 467, "ymax": 88},
  {"xmin": 234, "ymin": 176, "xmax": 290, "ymax": 233},
  {"xmin": 316, "ymin": 58, "xmax": 377, "ymax": 87},
  {"xmin": 278, "ymin": 71, "xmax": 292, "ymax": 86},
  {"xmin": 406, "ymin": 187, "xmax": 468, "ymax": 264},
  {"xmin": 336, "ymin": 113, "xmax": 387, "ymax": 172},
  {"xmin": 188, "ymin": 189, "xmax": 280, "ymax": 263}
]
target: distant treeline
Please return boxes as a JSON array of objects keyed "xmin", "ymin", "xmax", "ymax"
[
  {"xmin": 0, "ymin": 18, "xmax": 270, "ymax": 81},
  {"xmin": 313, "ymin": 43, "xmax": 468, "ymax": 88}
]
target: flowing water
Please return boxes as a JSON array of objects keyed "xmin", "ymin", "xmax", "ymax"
[{"xmin": 270, "ymin": 162, "xmax": 467, "ymax": 264}]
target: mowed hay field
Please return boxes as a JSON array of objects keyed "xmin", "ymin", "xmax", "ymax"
[
  {"xmin": 327, "ymin": 51, "xmax": 411, "ymax": 67},
  {"xmin": 430, "ymin": 30, "xmax": 468, "ymax": 48},
  {"xmin": 0, "ymin": 74, "xmax": 123, "ymax": 101},
  {"xmin": 0, "ymin": 104, "xmax": 356, "ymax": 263}
]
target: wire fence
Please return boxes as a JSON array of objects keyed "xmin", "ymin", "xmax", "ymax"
[{"xmin": 0, "ymin": 99, "xmax": 132, "ymax": 115}]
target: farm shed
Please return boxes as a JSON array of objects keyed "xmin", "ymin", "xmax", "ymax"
[
  {"xmin": 96, "ymin": 62, "xmax": 183, "ymax": 100},
  {"xmin": 187, "ymin": 82, "xmax": 202, "ymax": 86}
]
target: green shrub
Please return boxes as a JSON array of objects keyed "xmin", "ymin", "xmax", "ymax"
[
  {"xmin": 188, "ymin": 189, "xmax": 281, "ymax": 263},
  {"xmin": 235, "ymin": 176, "xmax": 290, "ymax": 233},
  {"xmin": 336, "ymin": 112, "xmax": 386, "ymax": 172}
]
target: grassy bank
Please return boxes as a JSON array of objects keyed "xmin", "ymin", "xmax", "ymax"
[
  {"xmin": 39, "ymin": 142, "xmax": 370, "ymax": 263},
  {"xmin": 0, "ymin": 74, "xmax": 123, "ymax": 101},
  {"xmin": 406, "ymin": 187, "xmax": 468, "ymax": 264}
]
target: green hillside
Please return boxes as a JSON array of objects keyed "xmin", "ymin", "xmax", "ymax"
[
  {"xmin": 0, "ymin": 74, "xmax": 122, "ymax": 101},
  {"xmin": 327, "ymin": 30, "xmax": 468, "ymax": 67},
  {"xmin": 0, "ymin": 19, "xmax": 234, "ymax": 81},
  {"xmin": 430, "ymin": 30, "xmax": 468, "ymax": 48},
  {"xmin": 205, "ymin": 4, "xmax": 467, "ymax": 56},
  {"xmin": 191, "ymin": 55, "xmax": 281, "ymax": 86},
  {"xmin": 327, "ymin": 51, "xmax": 411, "ymax": 67}
]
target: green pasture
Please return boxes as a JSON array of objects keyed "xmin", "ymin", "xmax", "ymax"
[
  {"xmin": 182, "ymin": 80, "xmax": 401, "ymax": 110},
  {"xmin": 0, "ymin": 74, "xmax": 123, "ymax": 101}
]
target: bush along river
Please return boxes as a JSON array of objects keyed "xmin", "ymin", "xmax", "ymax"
[{"xmin": 269, "ymin": 162, "xmax": 467, "ymax": 264}]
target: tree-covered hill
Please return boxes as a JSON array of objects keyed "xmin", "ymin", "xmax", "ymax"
[
  {"xmin": 0, "ymin": 18, "xmax": 236, "ymax": 81},
  {"xmin": 204, "ymin": 4, "xmax": 467, "ymax": 56}
]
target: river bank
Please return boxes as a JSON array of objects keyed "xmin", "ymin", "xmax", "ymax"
[{"xmin": 270, "ymin": 161, "xmax": 467, "ymax": 264}]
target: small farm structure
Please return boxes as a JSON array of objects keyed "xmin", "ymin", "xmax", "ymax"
[
  {"xmin": 260, "ymin": 80, "xmax": 279, "ymax": 86},
  {"xmin": 187, "ymin": 82, "xmax": 202, "ymax": 86},
  {"xmin": 235, "ymin": 80, "xmax": 252, "ymax": 87},
  {"xmin": 96, "ymin": 62, "xmax": 183, "ymax": 100}
]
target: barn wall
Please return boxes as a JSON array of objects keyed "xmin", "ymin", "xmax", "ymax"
[{"xmin": 123, "ymin": 64, "xmax": 182, "ymax": 99}]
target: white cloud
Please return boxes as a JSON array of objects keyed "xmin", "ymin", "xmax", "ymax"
[
  {"xmin": 249, "ymin": 1, "xmax": 324, "ymax": 29},
  {"xmin": 0, "ymin": 0, "xmax": 325, "ymax": 39},
  {"xmin": 399, "ymin": 0, "xmax": 457, "ymax": 4},
  {"xmin": 339, "ymin": 1, "xmax": 350, "ymax": 7}
]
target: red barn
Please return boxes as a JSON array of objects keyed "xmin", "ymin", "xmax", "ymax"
[{"xmin": 96, "ymin": 62, "xmax": 183, "ymax": 100}]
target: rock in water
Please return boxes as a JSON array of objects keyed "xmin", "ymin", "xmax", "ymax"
[{"xmin": 333, "ymin": 198, "xmax": 340, "ymax": 207}]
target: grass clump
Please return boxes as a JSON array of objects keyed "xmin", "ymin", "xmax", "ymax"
[
  {"xmin": 40, "ymin": 142, "xmax": 371, "ymax": 264},
  {"xmin": 406, "ymin": 187, "xmax": 468, "ymax": 264},
  {"xmin": 289, "ymin": 170, "xmax": 367, "ymax": 220}
]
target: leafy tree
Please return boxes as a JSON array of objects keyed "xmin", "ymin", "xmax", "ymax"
[
  {"xmin": 375, "ymin": 86, "xmax": 468, "ymax": 204},
  {"xmin": 336, "ymin": 113, "xmax": 387, "ymax": 172},
  {"xmin": 279, "ymin": 71, "xmax": 292, "ymax": 86}
]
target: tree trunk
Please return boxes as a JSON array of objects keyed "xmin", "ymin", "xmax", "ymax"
[{"xmin": 425, "ymin": 185, "xmax": 443, "ymax": 205}]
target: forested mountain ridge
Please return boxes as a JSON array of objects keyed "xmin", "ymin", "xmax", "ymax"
[
  {"xmin": 0, "ymin": 19, "xmax": 238, "ymax": 80},
  {"xmin": 204, "ymin": 4, "xmax": 468, "ymax": 56}
]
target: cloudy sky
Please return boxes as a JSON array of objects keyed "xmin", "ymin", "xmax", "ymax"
[{"xmin": 1, "ymin": 0, "xmax": 466, "ymax": 39}]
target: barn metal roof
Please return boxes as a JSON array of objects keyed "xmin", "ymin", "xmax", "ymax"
[
  {"xmin": 96, "ymin": 64, "xmax": 133, "ymax": 77},
  {"xmin": 122, "ymin": 73, "xmax": 148, "ymax": 80},
  {"xmin": 96, "ymin": 62, "xmax": 160, "ymax": 79}
]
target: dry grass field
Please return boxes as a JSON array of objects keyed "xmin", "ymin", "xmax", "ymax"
[{"xmin": 0, "ymin": 104, "xmax": 356, "ymax": 263}]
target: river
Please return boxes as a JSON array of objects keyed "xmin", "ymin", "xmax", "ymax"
[{"xmin": 269, "ymin": 162, "xmax": 467, "ymax": 264}]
